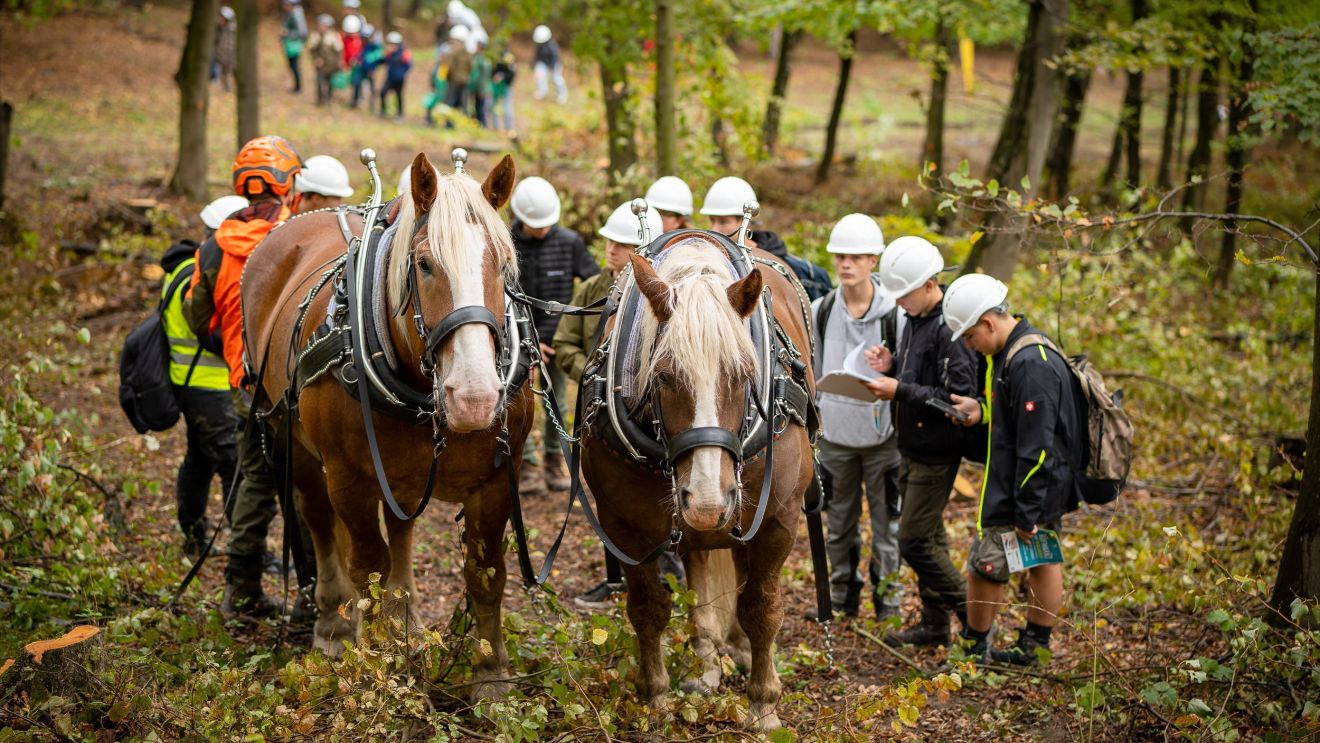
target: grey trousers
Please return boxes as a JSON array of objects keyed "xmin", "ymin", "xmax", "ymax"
[{"xmin": 819, "ymin": 437, "xmax": 903, "ymax": 609}]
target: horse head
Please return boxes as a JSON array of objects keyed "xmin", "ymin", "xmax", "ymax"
[
  {"xmin": 388, "ymin": 152, "xmax": 518, "ymax": 433},
  {"xmin": 631, "ymin": 242, "xmax": 763, "ymax": 531}
]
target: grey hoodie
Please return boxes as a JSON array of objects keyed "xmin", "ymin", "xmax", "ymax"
[{"xmin": 810, "ymin": 274, "xmax": 905, "ymax": 449}]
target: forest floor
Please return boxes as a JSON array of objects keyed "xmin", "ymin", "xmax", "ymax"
[{"xmin": 1, "ymin": 4, "xmax": 1317, "ymax": 742}]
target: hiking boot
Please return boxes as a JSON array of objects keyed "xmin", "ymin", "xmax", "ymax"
[
  {"xmin": 221, "ymin": 578, "xmax": 280, "ymax": 620},
  {"xmin": 573, "ymin": 580, "xmax": 626, "ymax": 610},
  {"xmin": 290, "ymin": 584, "xmax": 319, "ymax": 625},
  {"xmin": 989, "ymin": 631, "xmax": 1050, "ymax": 667},
  {"xmin": 954, "ymin": 628, "xmax": 992, "ymax": 661},
  {"xmin": 543, "ymin": 452, "xmax": 571, "ymax": 492},
  {"xmin": 805, "ymin": 590, "xmax": 859, "ymax": 622},
  {"xmin": 873, "ymin": 591, "xmax": 901, "ymax": 623},
  {"xmin": 885, "ymin": 611, "xmax": 952, "ymax": 648},
  {"xmin": 519, "ymin": 464, "xmax": 548, "ymax": 497},
  {"xmin": 263, "ymin": 550, "xmax": 289, "ymax": 576},
  {"xmin": 181, "ymin": 519, "xmax": 215, "ymax": 561}
]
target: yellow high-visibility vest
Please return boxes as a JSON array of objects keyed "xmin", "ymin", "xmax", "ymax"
[{"xmin": 161, "ymin": 258, "xmax": 230, "ymax": 391}]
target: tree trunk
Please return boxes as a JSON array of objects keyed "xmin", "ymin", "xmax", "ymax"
[
  {"xmin": 1270, "ymin": 266, "xmax": 1320, "ymax": 624},
  {"xmin": 816, "ymin": 29, "xmax": 857, "ymax": 185},
  {"xmin": 921, "ymin": 19, "xmax": 954, "ymax": 179},
  {"xmin": 761, "ymin": 27, "xmax": 798, "ymax": 157},
  {"xmin": 1100, "ymin": 121, "xmax": 1124, "ymax": 191},
  {"xmin": 599, "ymin": 62, "xmax": 637, "ymax": 189},
  {"xmin": 1045, "ymin": 67, "xmax": 1090, "ymax": 199},
  {"xmin": 975, "ymin": 0, "xmax": 1067, "ymax": 281},
  {"xmin": 985, "ymin": 1, "xmax": 1042, "ymax": 187},
  {"xmin": 1176, "ymin": 64, "xmax": 1191, "ymax": 168},
  {"xmin": 0, "ymin": 101, "xmax": 13, "ymax": 211},
  {"xmin": 383, "ymin": 0, "xmax": 393, "ymax": 32},
  {"xmin": 168, "ymin": 0, "xmax": 220, "ymax": 201},
  {"xmin": 1156, "ymin": 66, "xmax": 1181, "ymax": 189},
  {"xmin": 1180, "ymin": 57, "xmax": 1219, "ymax": 229},
  {"xmin": 1122, "ymin": 0, "xmax": 1146, "ymax": 188},
  {"xmin": 654, "ymin": 0, "xmax": 677, "ymax": 176},
  {"xmin": 408, "ymin": 0, "xmax": 423, "ymax": 19},
  {"xmin": 1214, "ymin": 13, "xmax": 1256, "ymax": 289},
  {"xmin": 235, "ymin": 0, "xmax": 260, "ymax": 150}
]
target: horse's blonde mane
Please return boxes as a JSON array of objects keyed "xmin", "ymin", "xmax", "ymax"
[
  {"xmin": 636, "ymin": 239, "xmax": 757, "ymax": 393},
  {"xmin": 387, "ymin": 166, "xmax": 517, "ymax": 307}
]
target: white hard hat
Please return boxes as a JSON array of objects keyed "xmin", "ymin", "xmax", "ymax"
[
  {"xmin": 386, "ymin": 31, "xmax": 403, "ymax": 44},
  {"xmin": 449, "ymin": 24, "xmax": 470, "ymax": 41},
  {"xmin": 644, "ymin": 176, "xmax": 693, "ymax": 216},
  {"xmin": 362, "ymin": 23, "xmax": 376, "ymax": 37},
  {"xmin": 342, "ymin": 0, "xmax": 360, "ymax": 8},
  {"xmin": 448, "ymin": 0, "xmax": 464, "ymax": 15},
  {"xmin": 397, "ymin": 164, "xmax": 412, "ymax": 197},
  {"xmin": 317, "ymin": 13, "xmax": 334, "ymax": 27},
  {"xmin": 199, "ymin": 195, "xmax": 250, "ymax": 230},
  {"xmin": 341, "ymin": 14, "xmax": 361, "ymax": 33},
  {"xmin": 219, "ymin": 6, "xmax": 235, "ymax": 20},
  {"xmin": 943, "ymin": 273, "xmax": 1009, "ymax": 340},
  {"xmin": 295, "ymin": 155, "xmax": 355, "ymax": 198},
  {"xmin": 510, "ymin": 177, "xmax": 561, "ymax": 229},
  {"xmin": 699, "ymin": 176, "xmax": 757, "ymax": 216},
  {"xmin": 533, "ymin": 25, "xmax": 552, "ymax": 44},
  {"xmin": 599, "ymin": 201, "xmax": 662, "ymax": 246},
  {"xmin": 877, "ymin": 235, "xmax": 945, "ymax": 298},
  {"xmin": 826, "ymin": 213, "xmax": 884, "ymax": 255}
]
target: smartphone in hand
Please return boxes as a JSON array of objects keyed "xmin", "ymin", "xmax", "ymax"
[{"xmin": 925, "ymin": 397, "xmax": 971, "ymax": 422}]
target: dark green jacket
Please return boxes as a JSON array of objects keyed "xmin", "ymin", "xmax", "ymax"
[{"xmin": 552, "ymin": 270, "xmax": 614, "ymax": 382}]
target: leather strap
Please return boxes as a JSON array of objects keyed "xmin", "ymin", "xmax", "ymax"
[{"xmin": 666, "ymin": 426, "xmax": 741, "ymax": 461}]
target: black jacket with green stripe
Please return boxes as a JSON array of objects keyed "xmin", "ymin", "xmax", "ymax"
[{"xmin": 976, "ymin": 318, "xmax": 1081, "ymax": 533}]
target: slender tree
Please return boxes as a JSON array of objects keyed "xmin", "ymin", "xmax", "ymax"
[
  {"xmin": 655, "ymin": 0, "xmax": 677, "ymax": 176},
  {"xmin": 1123, "ymin": 0, "xmax": 1147, "ymax": 188},
  {"xmin": 1156, "ymin": 66, "xmax": 1181, "ymax": 189},
  {"xmin": 920, "ymin": 18, "xmax": 955, "ymax": 179},
  {"xmin": 761, "ymin": 27, "xmax": 798, "ymax": 158},
  {"xmin": 235, "ymin": 0, "xmax": 260, "ymax": 149},
  {"xmin": 1180, "ymin": 56, "xmax": 1219, "ymax": 226},
  {"xmin": 816, "ymin": 29, "xmax": 857, "ymax": 184},
  {"xmin": 1214, "ymin": 1, "xmax": 1258, "ymax": 288},
  {"xmin": 1045, "ymin": 65, "xmax": 1091, "ymax": 199},
  {"xmin": 169, "ymin": 0, "xmax": 221, "ymax": 201}
]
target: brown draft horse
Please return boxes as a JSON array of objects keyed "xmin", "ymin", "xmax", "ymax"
[
  {"xmin": 241, "ymin": 153, "xmax": 532, "ymax": 699},
  {"xmin": 580, "ymin": 236, "xmax": 816, "ymax": 732}
]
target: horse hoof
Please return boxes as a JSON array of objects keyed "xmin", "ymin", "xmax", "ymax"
[
  {"xmin": 472, "ymin": 679, "xmax": 511, "ymax": 702},
  {"xmin": 645, "ymin": 692, "xmax": 669, "ymax": 710},
  {"xmin": 680, "ymin": 678, "xmax": 713, "ymax": 694},
  {"xmin": 745, "ymin": 705, "xmax": 781, "ymax": 732},
  {"xmin": 312, "ymin": 633, "xmax": 346, "ymax": 658}
]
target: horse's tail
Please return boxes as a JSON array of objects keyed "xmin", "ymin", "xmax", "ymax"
[{"xmin": 697, "ymin": 548, "xmax": 750, "ymax": 663}]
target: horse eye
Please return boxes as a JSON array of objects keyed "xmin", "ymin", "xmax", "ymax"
[{"xmin": 418, "ymin": 256, "xmax": 432, "ymax": 275}]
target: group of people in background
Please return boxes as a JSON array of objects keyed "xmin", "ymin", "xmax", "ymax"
[{"xmin": 270, "ymin": 0, "xmax": 568, "ymax": 131}]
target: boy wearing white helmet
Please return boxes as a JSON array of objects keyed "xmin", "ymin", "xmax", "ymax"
[
  {"xmin": 644, "ymin": 176, "xmax": 693, "ymax": 233},
  {"xmin": 700, "ymin": 176, "xmax": 832, "ymax": 300},
  {"xmin": 215, "ymin": 7, "xmax": 237, "ymax": 92},
  {"xmin": 307, "ymin": 14, "xmax": 344, "ymax": 105},
  {"xmin": 295, "ymin": 154, "xmax": 355, "ymax": 212},
  {"xmin": 806, "ymin": 213, "xmax": 905, "ymax": 621},
  {"xmin": 858, "ymin": 235, "xmax": 978, "ymax": 648},
  {"xmin": 532, "ymin": 24, "xmax": 568, "ymax": 103},
  {"xmin": 157, "ymin": 198, "xmax": 248, "ymax": 560},
  {"xmin": 509, "ymin": 177, "xmax": 599, "ymax": 496},
  {"xmin": 941, "ymin": 274, "xmax": 1082, "ymax": 666}
]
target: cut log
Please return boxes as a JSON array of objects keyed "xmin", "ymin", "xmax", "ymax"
[{"xmin": 2, "ymin": 625, "xmax": 102, "ymax": 699}]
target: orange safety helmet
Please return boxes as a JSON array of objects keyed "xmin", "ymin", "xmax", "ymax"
[{"xmin": 232, "ymin": 135, "xmax": 303, "ymax": 198}]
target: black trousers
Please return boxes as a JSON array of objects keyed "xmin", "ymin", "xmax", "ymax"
[
  {"xmin": 380, "ymin": 79, "xmax": 404, "ymax": 117},
  {"xmin": 175, "ymin": 387, "xmax": 239, "ymax": 540}
]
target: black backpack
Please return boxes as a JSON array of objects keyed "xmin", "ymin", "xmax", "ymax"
[{"xmin": 118, "ymin": 265, "xmax": 199, "ymax": 434}]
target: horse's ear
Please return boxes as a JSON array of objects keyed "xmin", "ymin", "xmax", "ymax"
[
  {"xmin": 727, "ymin": 268, "xmax": 763, "ymax": 319},
  {"xmin": 630, "ymin": 254, "xmax": 673, "ymax": 323},
  {"xmin": 410, "ymin": 152, "xmax": 438, "ymax": 214},
  {"xmin": 481, "ymin": 155, "xmax": 516, "ymax": 210}
]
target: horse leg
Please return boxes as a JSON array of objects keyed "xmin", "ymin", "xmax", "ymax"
[
  {"xmin": 463, "ymin": 476, "xmax": 512, "ymax": 701},
  {"xmin": 298, "ymin": 476, "xmax": 356, "ymax": 656},
  {"xmin": 382, "ymin": 514, "xmax": 423, "ymax": 637},
  {"xmin": 326, "ymin": 469, "xmax": 393, "ymax": 645},
  {"xmin": 623, "ymin": 557, "xmax": 673, "ymax": 707},
  {"xmin": 734, "ymin": 541, "xmax": 788, "ymax": 732},
  {"xmin": 682, "ymin": 549, "xmax": 739, "ymax": 693}
]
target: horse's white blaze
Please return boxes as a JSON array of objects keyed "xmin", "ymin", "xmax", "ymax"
[
  {"xmin": 685, "ymin": 379, "xmax": 727, "ymax": 520},
  {"xmin": 442, "ymin": 223, "xmax": 501, "ymax": 425}
]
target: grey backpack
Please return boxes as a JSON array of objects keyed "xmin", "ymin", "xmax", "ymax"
[{"xmin": 1005, "ymin": 333, "xmax": 1133, "ymax": 505}]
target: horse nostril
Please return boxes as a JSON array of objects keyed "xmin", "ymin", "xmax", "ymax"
[{"xmin": 679, "ymin": 488, "xmax": 692, "ymax": 511}]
